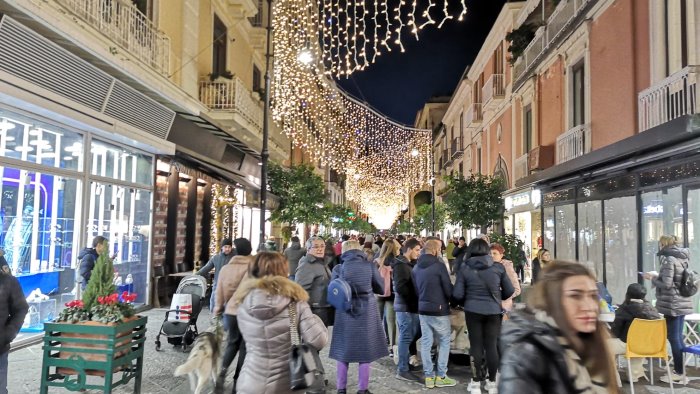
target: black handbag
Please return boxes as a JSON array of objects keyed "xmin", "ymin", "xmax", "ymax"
[{"xmin": 288, "ymin": 302, "xmax": 325, "ymax": 391}]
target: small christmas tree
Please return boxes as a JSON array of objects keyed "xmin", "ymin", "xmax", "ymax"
[{"xmin": 81, "ymin": 246, "xmax": 115, "ymax": 311}]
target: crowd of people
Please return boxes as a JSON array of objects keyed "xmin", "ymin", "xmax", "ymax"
[{"xmin": 179, "ymin": 231, "xmax": 697, "ymax": 394}]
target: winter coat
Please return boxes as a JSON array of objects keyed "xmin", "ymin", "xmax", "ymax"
[
  {"xmin": 445, "ymin": 242, "xmax": 456, "ymax": 261},
  {"xmin": 214, "ymin": 255, "xmax": 253, "ymax": 316},
  {"xmin": 393, "ymin": 255, "xmax": 418, "ymax": 313},
  {"xmin": 295, "ymin": 255, "xmax": 331, "ymax": 307},
  {"xmin": 452, "ymin": 255, "xmax": 515, "ymax": 316},
  {"xmin": 499, "ymin": 310, "xmax": 610, "ymax": 394},
  {"xmin": 375, "ymin": 255, "xmax": 396, "ymax": 301},
  {"xmin": 78, "ymin": 247, "xmax": 98, "ymax": 285},
  {"xmin": 412, "ymin": 253, "xmax": 453, "ymax": 316},
  {"xmin": 531, "ymin": 257, "xmax": 541, "ymax": 283},
  {"xmin": 498, "ymin": 259, "xmax": 521, "ymax": 312},
  {"xmin": 452, "ymin": 244, "xmax": 468, "ymax": 262},
  {"xmin": 284, "ymin": 242, "xmax": 307, "ymax": 276},
  {"xmin": 197, "ymin": 252, "xmax": 234, "ymax": 288},
  {"xmin": 652, "ymin": 246, "xmax": 694, "ymax": 316},
  {"xmin": 610, "ymin": 300, "xmax": 660, "ymax": 342},
  {"xmin": 0, "ymin": 273, "xmax": 28, "ymax": 353},
  {"xmin": 329, "ymin": 249, "xmax": 388, "ymax": 363},
  {"xmin": 234, "ymin": 276, "xmax": 328, "ymax": 394}
]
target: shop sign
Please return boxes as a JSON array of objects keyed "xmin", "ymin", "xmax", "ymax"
[
  {"xmin": 505, "ymin": 192, "xmax": 530, "ymax": 211},
  {"xmin": 643, "ymin": 204, "xmax": 663, "ymax": 214}
]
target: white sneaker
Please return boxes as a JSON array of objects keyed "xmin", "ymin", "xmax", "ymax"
[
  {"xmin": 467, "ymin": 379, "xmax": 482, "ymax": 394},
  {"xmin": 485, "ymin": 380, "xmax": 497, "ymax": 394},
  {"xmin": 660, "ymin": 372, "xmax": 687, "ymax": 384}
]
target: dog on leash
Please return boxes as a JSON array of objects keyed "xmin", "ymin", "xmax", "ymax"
[{"xmin": 174, "ymin": 327, "xmax": 223, "ymax": 394}]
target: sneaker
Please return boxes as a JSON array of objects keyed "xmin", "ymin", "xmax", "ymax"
[
  {"xmin": 467, "ymin": 379, "xmax": 482, "ymax": 394},
  {"xmin": 395, "ymin": 371, "xmax": 420, "ymax": 382},
  {"xmin": 660, "ymin": 372, "xmax": 686, "ymax": 384},
  {"xmin": 435, "ymin": 375, "xmax": 457, "ymax": 387},
  {"xmin": 485, "ymin": 380, "xmax": 497, "ymax": 394},
  {"xmin": 424, "ymin": 377, "xmax": 435, "ymax": 389}
]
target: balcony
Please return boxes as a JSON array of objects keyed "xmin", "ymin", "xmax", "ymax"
[
  {"xmin": 514, "ymin": 153, "xmax": 529, "ymax": 182},
  {"xmin": 199, "ymin": 77, "xmax": 264, "ymax": 132},
  {"xmin": 482, "ymin": 74, "xmax": 505, "ymax": 107},
  {"xmin": 512, "ymin": 0, "xmax": 595, "ymax": 88},
  {"xmin": 54, "ymin": 0, "xmax": 170, "ymax": 75},
  {"xmin": 451, "ymin": 137, "xmax": 463, "ymax": 159},
  {"xmin": 465, "ymin": 103, "xmax": 483, "ymax": 129},
  {"xmin": 443, "ymin": 148, "xmax": 453, "ymax": 167},
  {"xmin": 556, "ymin": 123, "xmax": 591, "ymax": 164},
  {"xmin": 638, "ymin": 66, "xmax": 698, "ymax": 132}
]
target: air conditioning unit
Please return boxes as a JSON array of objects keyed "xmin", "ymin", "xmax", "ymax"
[{"xmin": 528, "ymin": 145, "xmax": 554, "ymax": 171}]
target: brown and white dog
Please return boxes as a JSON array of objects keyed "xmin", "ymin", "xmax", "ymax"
[{"xmin": 174, "ymin": 326, "xmax": 223, "ymax": 394}]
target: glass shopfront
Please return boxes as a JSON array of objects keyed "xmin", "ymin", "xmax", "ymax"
[{"xmin": 0, "ymin": 107, "xmax": 154, "ymax": 335}]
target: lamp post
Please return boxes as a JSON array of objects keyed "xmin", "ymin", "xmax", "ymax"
[{"xmin": 259, "ymin": 0, "xmax": 273, "ymax": 248}]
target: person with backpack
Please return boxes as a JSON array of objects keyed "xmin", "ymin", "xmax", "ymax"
[
  {"xmin": 393, "ymin": 238, "xmax": 422, "ymax": 382},
  {"xmin": 329, "ymin": 240, "xmax": 387, "ymax": 394},
  {"xmin": 375, "ymin": 238, "xmax": 400, "ymax": 358},
  {"xmin": 643, "ymin": 234, "xmax": 695, "ymax": 383}
]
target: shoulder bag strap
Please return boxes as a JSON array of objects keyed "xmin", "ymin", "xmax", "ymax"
[{"xmin": 288, "ymin": 301, "xmax": 301, "ymax": 345}]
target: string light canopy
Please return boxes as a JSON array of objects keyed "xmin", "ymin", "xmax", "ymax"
[{"xmin": 271, "ymin": 0, "xmax": 462, "ymax": 228}]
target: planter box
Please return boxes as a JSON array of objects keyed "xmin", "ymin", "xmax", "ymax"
[{"xmin": 39, "ymin": 316, "xmax": 147, "ymax": 393}]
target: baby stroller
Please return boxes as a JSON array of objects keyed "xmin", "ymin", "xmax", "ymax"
[{"xmin": 155, "ymin": 274, "xmax": 207, "ymax": 352}]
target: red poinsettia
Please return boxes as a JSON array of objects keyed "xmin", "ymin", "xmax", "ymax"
[
  {"xmin": 65, "ymin": 300, "xmax": 84, "ymax": 309},
  {"xmin": 97, "ymin": 293, "xmax": 119, "ymax": 305},
  {"xmin": 121, "ymin": 291, "xmax": 137, "ymax": 303}
]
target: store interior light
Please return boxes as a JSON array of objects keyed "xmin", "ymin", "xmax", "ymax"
[
  {"xmin": 2, "ymin": 136, "xmax": 15, "ymax": 142},
  {"xmin": 28, "ymin": 128, "xmax": 41, "ymax": 136},
  {"xmin": 14, "ymin": 146, "xmax": 34, "ymax": 153},
  {"xmin": 63, "ymin": 156, "xmax": 73, "ymax": 161},
  {"xmin": 0, "ymin": 119, "xmax": 16, "ymax": 131}
]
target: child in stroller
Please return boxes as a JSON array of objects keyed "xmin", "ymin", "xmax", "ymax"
[{"xmin": 155, "ymin": 275, "xmax": 207, "ymax": 352}]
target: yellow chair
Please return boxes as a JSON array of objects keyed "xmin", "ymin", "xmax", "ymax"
[{"xmin": 625, "ymin": 318, "xmax": 675, "ymax": 394}]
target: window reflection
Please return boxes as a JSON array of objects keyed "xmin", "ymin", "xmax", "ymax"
[
  {"xmin": 555, "ymin": 204, "xmax": 576, "ymax": 260},
  {"xmin": 90, "ymin": 139, "xmax": 153, "ymax": 186},
  {"xmin": 578, "ymin": 201, "xmax": 603, "ymax": 280}
]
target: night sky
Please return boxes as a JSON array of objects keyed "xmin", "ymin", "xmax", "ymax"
[{"xmin": 337, "ymin": 0, "xmax": 508, "ymax": 126}]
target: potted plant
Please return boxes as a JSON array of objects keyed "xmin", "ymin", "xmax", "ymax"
[
  {"xmin": 506, "ymin": 23, "xmax": 539, "ymax": 65},
  {"xmin": 39, "ymin": 245, "xmax": 147, "ymax": 393}
]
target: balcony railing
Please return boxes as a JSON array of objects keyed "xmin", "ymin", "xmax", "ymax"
[
  {"xmin": 512, "ymin": 0, "xmax": 593, "ymax": 85},
  {"xmin": 638, "ymin": 66, "xmax": 698, "ymax": 132},
  {"xmin": 56, "ymin": 0, "xmax": 170, "ymax": 74},
  {"xmin": 514, "ymin": 153, "xmax": 529, "ymax": 181},
  {"xmin": 442, "ymin": 149, "xmax": 451, "ymax": 167},
  {"xmin": 465, "ymin": 103, "xmax": 483, "ymax": 128},
  {"xmin": 451, "ymin": 137, "xmax": 463, "ymax": 159},
  {"xmin": 483, "ymin": 74, "xmax": 506, "ymax": 105},
  {"xmin": 556, "ymin": 123, "xmax": 591, "ymax": 164},
  {"xmin": 199, "ymin": 77, "xmax": 264, "ymax": 132}
]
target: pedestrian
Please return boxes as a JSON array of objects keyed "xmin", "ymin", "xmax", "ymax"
[
  {"xmin": 393, "ymin": 238, "xmax": 422, "ymax": 382},
  {"xmin": 362, "ymin": 242, "xmax": 375, "ymax": 261},
  {"xmin": 451, "ymin": 237, "xmax": 467, "ymax": 273},
  {"xmin": 197, "ymin": 237, "xmax": 235, "ymax": 311},
  {"xmin": 374, "ymin": 238, "xmax": 400, "ymax": 358},
  {"xmin": 264, "ymin": 236, "xmax": 278, "ymax": 251},
  {"xmin": 608, "ymin": 283, "xmax": 660, "ymax": 384},
  {"xmin": 365, "ymin": 235, "xmax": 380, "ymax": 254},
  {"xmin": 499, "ymin": 261, "xmax": 618, "ymax": 394},
  {"xmin": 283, "ymin": 236, "xmax": 306, "ymax": 280},
  {"xmin": 234, "ymin": 252, "xmax": 328, "ymax": 394},
  {"xmin": 643, "ymin": 234, "xmax": 693, "ymax": 383},
  {"xmin": 78, "ymin": 235, "xmax": 107, "ymax": 289},
  {"xmin": 324, "ymin": 239, "xmax": 337, "ymax": 270},
  {"xmin": 412, "ymin": 239, "xmax": 457, "ymax": 389},
  {"xmin": 329, "ymin": 240, "xmax": 388, "ymax": 394},
  {"xmin": 445, "ymin": 238, "xmax": 456, "ymax": 273},
  {"xmin": 213, "ymin": 238, "xmax": 253, "ymax": 393},
  {"xmin": 335, "ymin": 235, "xmax": 349, "ymax": 256},
  {"xmin": 295, "ymin": 237, "xmax": 334, "ymax": 326},
  {"xmin": 530, "ymin": 248, "xmax": 551, "ymax": 284},
  {"xmin": 490, "ymin": 243, "xmax": 521, "ymax": 315},
  {"xmin": 0, "ymin": 266, "xmax": 28, "ymax": 394},
  {"xmin": 0, "ymin": 250, "xmax": 10, "ymax": 275},
  {"xmin": 453, "ymin": 239, "xmax": 514, "ymax": 394}
]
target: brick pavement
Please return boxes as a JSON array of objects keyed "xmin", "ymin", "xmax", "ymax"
[{"xmin": 8, "ymin": 307, "xmax": 700, "ymax": 393}]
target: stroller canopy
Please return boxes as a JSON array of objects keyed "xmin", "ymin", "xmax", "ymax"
[{"xmin": 175, "ymin": 274, "xmax": 208, "ymax": 297}]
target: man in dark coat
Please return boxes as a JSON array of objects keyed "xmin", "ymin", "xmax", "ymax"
[
  {"xmin": 78, "ymin": 235, "xmax": 107, "ymax": 289},
  {"xmin": 412, "ymin": 239, "xmax": 457, "ymax": 388},
  {"xmin": 0, "ymin": 270, "xmax": 29, "ymax": 394},
  {"xmin": 197, "ymin": 237, "xmax": 234, "ymax": 311},
  {"xmin": 451, "ymin": 237, "xmax": 468, "ymax": 273},
  {"xmin": 283, "ymin": 236, "xmax": 306, "ymax": 279},
  {"xmin": 393, "ymin": 238, "xmax": 422, "ymax": 381}
]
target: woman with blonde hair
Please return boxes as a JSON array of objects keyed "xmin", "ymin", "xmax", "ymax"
[
  {"xmin": 234, "ymin": 252, "xmax": 328, "ymax": 394},
  {"xmin": 375, "ymin": 238, "xmax": 401, "ymax": 358},
  {"xmin": 499, "ymin": 261, "xmax": 618, "ymax": 393}
]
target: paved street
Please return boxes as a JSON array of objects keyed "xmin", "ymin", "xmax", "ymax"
[{"xmin": 9, "ymin": 307, "xmax": 700, "ymax": 393}]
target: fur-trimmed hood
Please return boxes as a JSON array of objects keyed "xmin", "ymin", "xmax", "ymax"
[{"xmin": 233, "ymin": 276, "xmax": 309, "ymax": 321}]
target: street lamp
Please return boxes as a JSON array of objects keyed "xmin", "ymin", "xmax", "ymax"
[{"xmin": 259, "ymin": 0, "xmax": 273, "ymax": 248}]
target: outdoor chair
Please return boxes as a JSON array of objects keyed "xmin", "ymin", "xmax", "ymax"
[{"xmin": 625, "ymin": 318, "xmax": 675, "ymax": 394}]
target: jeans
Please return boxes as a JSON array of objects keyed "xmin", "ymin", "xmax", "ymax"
[
  {"xmin": 396, "ymin": 312, "xmax": 420, "ymax": 372},
  {"xmin": 465, "ymin": 312, "xmax": 502, "ymax": 382},
  {"xmin": 418, "ymin": 315, "xmax": 451, "ymax": 378},
  {"xmin": 222, "ymin": 314, "xmax": 246, "ymax": 380},
  {"xmin": 377, "ymin": 297, "xmax": 396, "ymax": 348},
  {"xmin": 337, "ymin": 362, "xmax": 371, "ymax": 391},
  {"xmin": 0, "ymin": 351, "xmax": 7, "ymax": 394},
  {"xmin": 666, "ymin": 315, "xmax": 686, "ymax": 374}
]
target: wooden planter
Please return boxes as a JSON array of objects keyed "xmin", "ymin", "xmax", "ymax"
[{"xmin": 39, "ymin": 316, "xmax": 147, "ymax": 394}]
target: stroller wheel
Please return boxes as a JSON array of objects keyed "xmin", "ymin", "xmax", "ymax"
[{"xmin": 155, "ymin": 341, "xmax": 161, "ymax": 351}]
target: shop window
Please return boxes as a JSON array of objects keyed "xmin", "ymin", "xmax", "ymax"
[
  {"xmin": 685, "ymin": 188, "xmax": 700, "ymax": 309},
  {"xmin": 577, "ymin": 201, "xmax": 603, "ymax": 280},
  {"xmin": 87, "ymin": 182, "xmax": 152, "ymax": 304},
  {"xmin": 604, "ymin": 196, "xmax": 638, "ymax": 304},
  {"xmin": 543, "ymin": 206, "xmax": 555, "ymax": 252},
  {"xmin": 555, "ymin": 204, "xmax": 576, "ymax": 260},
  {"xmin": 504, "ymin": 214, "xmax": 514, "ymax": 236},
  {"xmin": 0, "ymin": 113, "xmax": 84, "ymax": 171},
  {"xmin": 641, "ymin": 186, "xmax": 683, "ymax": 301},
  {"xmin": 90, "ymin": 139, "xmax": 153, "ymax": 186},
  {"xmin": 544, "ymin": 188, "xmax": 575, "ymax": 205}
]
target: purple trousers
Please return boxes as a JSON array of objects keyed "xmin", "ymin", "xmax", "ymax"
[{"xmin": 336, "ymin": 361, "xmax": 371, "ymax": 391}]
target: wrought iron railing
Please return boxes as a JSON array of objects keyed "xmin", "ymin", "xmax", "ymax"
[
  {"xmin": 451, "ymin": 137, "xmax": 463, "ymax": 159},
  {"xmin": 556, "ymin": 123, "xmax": 591, "ymax": 164},
  {"xmin": 483, "ymin": 73, "xmax": 505, "ymax": 105},
  {"xmin": 199, "ymin": 77, "xmax": 264, "ymax": 132},
  {"xmin": 465, "ymin": 103, "xmax": 483, "ymax": 127},
  {"xmin": 638, "ymin": 66, "xmax": 698, "ymax": 132}
]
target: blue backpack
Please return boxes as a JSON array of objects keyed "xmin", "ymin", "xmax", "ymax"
[{"xmin": 327, "ymin": 267, "xmax": 353, "ymax": 312}]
